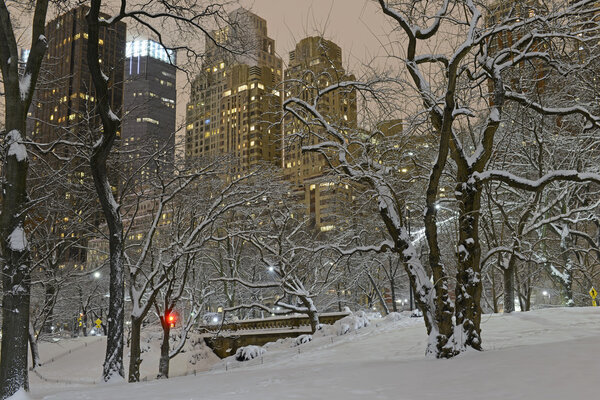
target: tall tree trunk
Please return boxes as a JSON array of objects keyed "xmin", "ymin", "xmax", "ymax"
[
  {"xmin": 491, "ymin": 272, "xmax": 499, "ymax": 313},
  {"xmin": 157, "ymin": 319, "xmax": 171, "ymax": 379},
  {"xmin": 367, "ymin": 271, "xmax": 389, "ymax": 315},
  {"xmin": 28, "ymin": 322, "xmax": 41, "ymax": 370},
  {"xmin": 86, "ymin": 0, "xmax": 125, "ymax": 382},
  {"xmin": 299, "ymin": 296, "xmax": 320, "ymax": 334},
  {"xmin": 503, "ymin": 255, "xmax": 515, "ymax": 313},
  {"xmin": 454, "ymin": 179, "xmax": 483, "ymax": 351},
  {"xmin": 42, "ymin": 282, "xmax": 57, "ymax": 333},
  {"xmin": 128, "ymin": 318, "xmax": 143, "ymax": 383},
  {"xmin": 390, "ymin": 275, "xmax": 398, "ymax": 312}
]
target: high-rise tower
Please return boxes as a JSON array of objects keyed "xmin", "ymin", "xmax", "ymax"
[
  {"xmin": 123, "ymin": 39, "xmax": 176, "ymax": 185},
  {"xmin": 30, "ymin": 5, "xmax": 126, "ymax": 266},
  {"xmin": 185, "ymin": 8, "xmax": 283, "ymax": 174},
  {"xmin": 283, "ymin": 37, "xmax": 357, "ymax": 230}
]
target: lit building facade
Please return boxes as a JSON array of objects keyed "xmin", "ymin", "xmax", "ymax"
[
  {"xmin": 185, "ymin": 8, "xmax": 283, "ymax": 174},
  {"xmin": 30, "ymin": 4, "xmax": 126, "ymax": 266},
  {"xmin": 283, "ymin": 37, "xmax": 357, "ymax": 230}
]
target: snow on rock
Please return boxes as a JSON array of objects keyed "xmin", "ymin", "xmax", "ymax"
[
  {"xmin": 235, "ymin": 345, "xmax": 266, "ymax": 362},
  {"xmin": 292, "ymin": 334, "xmax": 312, "ymax": 347},
  {"xmin": 8, "ymin": 225, "xmax": 28, "ymax": 251},
  {"xmin": 6, "ymin": 130, "xmax": 28, "ymax": 162},
  {"xmin": 7, "ymin": 389, "xmax": 31, "ymax": 400},
  {"xmin": 334, "ymin": 311, "xmax": 370, "ymax": 335}
]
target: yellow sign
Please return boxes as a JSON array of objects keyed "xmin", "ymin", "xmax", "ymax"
[
  {"xmin": 593, "ymin": 300, "xmax": 597, "ymax": 307},
  {"xmin": 95, "ymin": 318, "xmax": 102, "ymax": 328},
  {"xmin": 590, "ymin": 287, "xmax": 597, "ymax": 299}
]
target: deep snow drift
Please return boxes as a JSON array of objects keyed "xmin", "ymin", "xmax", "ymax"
[{"xmin": 19, "ymin": 307, "xmax": 600, "ymax": 399}]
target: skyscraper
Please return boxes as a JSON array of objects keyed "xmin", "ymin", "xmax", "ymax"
[
  {"xmin": 185, "ymin": 8, "xmax": 283, "ymax": 174},
  {"xmin": 33, "ymin": 5, "xmax": 126, "ymax": 155},
  {"xmin": 123, "ymin": 39, "xmax": 177, "ymax": 185},
  {"xmin": 30, "ymin": 4, "xmax": 126, "ymax": 266},
  {"xmin": 283, "ymin": 37, "xmax": 357, "ymax": 230}
]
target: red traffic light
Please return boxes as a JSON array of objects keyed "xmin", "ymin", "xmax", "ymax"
[{"xmin": 167, "ymin": 312, "xmax": 177, "ymax": 327}]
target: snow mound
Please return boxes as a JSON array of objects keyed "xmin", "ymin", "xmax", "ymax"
[
  {"xmin": 7, "ymin": 389, "xmax": 31, "ymax": 400},
  {"xmin": 292, "ymin": 334, "xmax": 312, "ymax": 347},
  {"xmin": 235, "ymin": 345, "xmax": 266, "ymax": 361},
  {"xmin": 334, "ymin": 311, "xmax": 370, "ymax": 335},
  {"xmin": 384, "ymin": 312, "xmax": 406, "ymax": 322}
]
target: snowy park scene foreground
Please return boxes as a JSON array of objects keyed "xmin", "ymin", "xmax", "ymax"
[
  {"xmin": 3, "ymin": 0, "xmax": 600, "ymax": 399},
  {"xmin": 13, "ymin": 307, "xmax": 599, "ymax": 400}
]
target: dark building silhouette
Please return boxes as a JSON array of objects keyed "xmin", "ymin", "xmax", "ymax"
[{"xmin": 122, "ymin": 39, "xmax": 176, "ymax": 186}]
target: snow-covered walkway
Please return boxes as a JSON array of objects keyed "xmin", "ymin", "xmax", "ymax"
[{"xmin": 24, "ymin": 307, "xmax": 600, "ymax": 400}]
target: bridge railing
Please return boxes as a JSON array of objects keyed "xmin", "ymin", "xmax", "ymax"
[{"xmin": 199, "ymin": 311, "xmax": 350, "ymax": 333}]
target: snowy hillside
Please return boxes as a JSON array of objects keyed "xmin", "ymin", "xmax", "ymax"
[{"xmin": 20, "ymin": 307, "xmax": 600, "ymax": 400}]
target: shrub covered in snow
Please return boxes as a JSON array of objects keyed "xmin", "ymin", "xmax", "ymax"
[
  {"xmin": 292, "ymin": 334, "xmax": 312, "ymax": 347},
  {"xmin": 384, "ymin": 312, "xmax": 406, "ymax": 322},
  {"xmin": 334, "ymin": 311, "xmax": 370, "ymax": 335},
  {"xmin": 235, "ymin": 345, "xmax": 266, "ymax": 361}
]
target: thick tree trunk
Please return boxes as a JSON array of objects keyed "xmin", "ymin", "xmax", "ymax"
[
  {"xmin": 0, "ymin": 2, "xmax": 48, "ymax": 395},
  {"xmin": 390, "ymin": 276, "xmax": 398, "ymax": 312},
  {"xmin": 299, "ymin": 296, "xmax": 320, "ymax": 334},
  {"xmin": 454, "ymin": 180, "xmax": 483, "ymax": 351},
  {"xmin": 0, "ymin": 108, "xmax": 31, "ymax": 400},
  {"xmin": 128, "ymin": 318, "xmax": 143, "ymax": 382},
  {"xmin": 503, "ymin": 255, "xmax": 515, "ymax": 313},
  {"xmin": 86, "ymin": 0, "xmax": 125, "ymax": 382},
  {"xmin": 42, "ymin": 283, "xmax": 57, "ymax": 333},
  {"xmin": 157, "ymin": 320, "xmax": 171, "ymax": 379},
  {"xmin": 29, "ymin": 322, "xmax": 41, "ymax": 370},
  {"xmin": 367, "ymin": 271, "xmax": 389, "ymax": 315}
]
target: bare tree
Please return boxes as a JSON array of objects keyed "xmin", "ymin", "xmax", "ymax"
[{"xmin": 0, "ymin": 1, "xmax": 50, "ymax": 396}]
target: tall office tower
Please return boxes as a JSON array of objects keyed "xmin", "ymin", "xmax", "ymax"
[
  {"xmin": 30, "ymin": 4, "xmax": 126, "ymax": 266},
  {"xmin": 283, "ymin": 37, "xmax": 357, "ymax": 231},
  {"xmin": 123, "ymin": 39, "xmax": 176, "ymax": 185},
  {"xmin": 34, "ymin": 5, "xmax": 126, "ymax": 153},
  {"xmin": 185, "ymin": 8, "xmax": 283, "ymax": 174}
]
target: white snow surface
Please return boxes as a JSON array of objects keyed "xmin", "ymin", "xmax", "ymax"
[
  {"xmin": 27, "ymin": 307, "xmax": 600, "ymax": 399},
  {"xmin": 7, "ymin": 389, "xmax": 31, "ymax": 400},
  {"xmin": 6, "ymin": 130, "xmax": 28, "ymax": 162},
  {"xmin": 8, "ymin": 225, "xmax": 28, "ymax": 251}
]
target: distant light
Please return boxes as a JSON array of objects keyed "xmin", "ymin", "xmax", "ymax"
[
  {"xmin": 93, "ymin": 271, "xmax": 101, "ymax": 279},
  {"xmin": 435, "ymin": 204, "xmax": 441, "ymax": 210},
  {"xmin": 275, "ymin": 307, "xmax": 281, "ymax": 311},
  {"xmin": 212, "ymin": 316, "xmax": 219, "ymax": 323},
  {"xmin": 125, "ymin": 39, "xmax": 176, "ymax": 65},
  {"xmin": 268, "ymin": 266, "xmax": 274, "ymax": 272},
  {"xmin": 542, "ymin": 291, "xmax": 548, "ymax": 296},
  {"xmin": 21, "ymin": 49, "xmax": 30, "ymax": 63},
  {"xmin": 395, "ymin": 299, "xmax": 401, "ymax": 303}
]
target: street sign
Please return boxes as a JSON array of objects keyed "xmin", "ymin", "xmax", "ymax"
[
  {"xmin": 95, "ymin": 318, "xmax": 102, "ymax": 328},
  {"xmin": 589, "ymin": 287, "xmax": 597, "ymax": 306}
]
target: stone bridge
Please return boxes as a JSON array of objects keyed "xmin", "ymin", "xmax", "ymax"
[{"xmin": 201, "ymin": 312, "xmax": 349, "ymax": 358}]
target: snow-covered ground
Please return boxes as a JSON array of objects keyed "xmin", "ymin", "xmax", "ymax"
[{"xmin": 21, "ymin": 307, "xmax": 600, "ymax": 399}]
